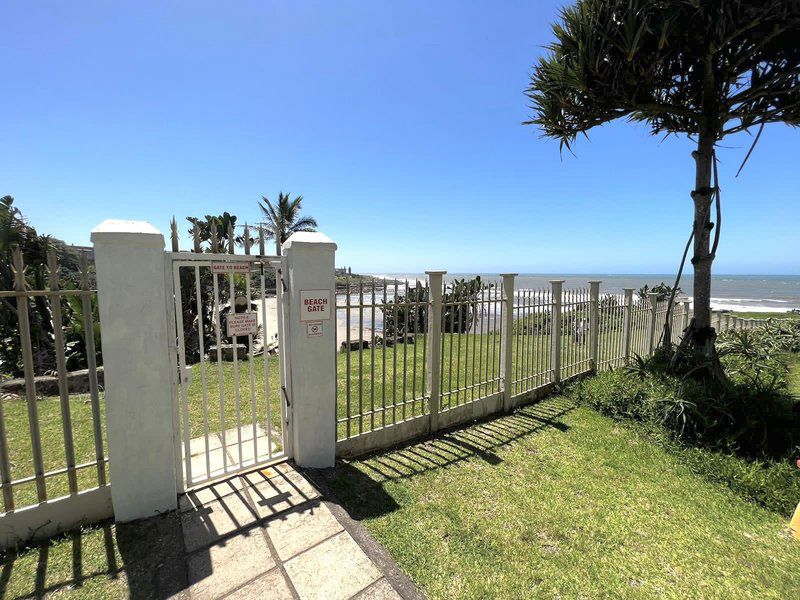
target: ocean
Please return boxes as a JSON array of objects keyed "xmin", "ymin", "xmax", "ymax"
[{"xmin": 366, "ymin": 273, "xmax": 800, "ymax": 313}]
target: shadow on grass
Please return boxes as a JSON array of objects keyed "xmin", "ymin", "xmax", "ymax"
[
  {"xmin": 322, "ymin": 396, "xmax": 575, "ymax": 521},
  {"xmin": 0, "ymin": 512, "xmax": 187, "ymax": 600}
]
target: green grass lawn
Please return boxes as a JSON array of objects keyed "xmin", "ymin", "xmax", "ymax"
[
  {"xmin": 1, "ymin": 524, "xmax": 127, "ymax": 599},
  {"xmin": 324, "ymin": 396, "xmax": 800, "ymax": 599},
  {"xmin": 730, "ymin": 311, "xmax": 800, "ymax": 320},
  {"xmin": 0, "ymin": 394, "xmax": 108, "ymax": 510}
]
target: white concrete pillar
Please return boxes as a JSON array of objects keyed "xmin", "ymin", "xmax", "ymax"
[
  {"xmin": 588, "ymin": 280, "xmax": 601, "ymax": 371},
  {"xmin": 500, "ymin": 274, "xmax": 516, "ymax": 410},
  {"xmin": 282, "ymin": 232, "xmax": 337, "ymax": 468},
  {"xmin": 550, "ymin": 280, "xmax": 564, "ymax": 383},
  {"xmin": 91, "ymin": 220, "xmax": 177, "ymax": 522}
]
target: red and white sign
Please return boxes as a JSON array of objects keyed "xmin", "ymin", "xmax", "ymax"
[
  {"xmin": 300, "ymin": 289, "xmax": 332, "ymax": 322},
  {"xmin": 212, "ymin": 262, "xmax": 251, "ymax": 274},
  {"xmin": 226, "ymin": 312, "xmax": 258, "ymax": 337},
  {"xmin": 306, "ymin": 321, "xmax": 323, "ymax": 337}
]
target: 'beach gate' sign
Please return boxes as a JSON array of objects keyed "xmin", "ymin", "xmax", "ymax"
[{"xmin": 300, "ymin": 289, "xmax": 331, "ymax": 322}]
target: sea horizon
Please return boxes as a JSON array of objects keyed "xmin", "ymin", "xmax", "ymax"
[{"xmin": 360, "ymin": 273, "xmax": 800, "ymax": 312}]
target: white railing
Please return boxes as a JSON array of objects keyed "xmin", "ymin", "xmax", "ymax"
[
  {"xmin": 335, "ymin": 274, "xmax": 705, "ymax": 456},
  {"xmin": 0, "ymin": 246, "xmax": 109, "ymax": 547}
]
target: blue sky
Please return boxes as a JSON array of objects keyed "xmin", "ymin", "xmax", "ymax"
[{"xmin": 2, "ymin": 1, "xmax": 798, "ymax": 274}]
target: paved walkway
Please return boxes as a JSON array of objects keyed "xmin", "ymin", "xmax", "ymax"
[{"xmin": 173, "ymin": 462, "xmax": 415, "ymax": 599}]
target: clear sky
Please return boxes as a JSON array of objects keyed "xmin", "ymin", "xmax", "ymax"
[{"xmin": 2, "ymin": 1, "xmax": 798, "ymax": 274}]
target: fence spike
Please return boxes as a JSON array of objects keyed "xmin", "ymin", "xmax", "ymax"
[
  {"xmin": 46, "ymin": 247, "xmax": 60, "ymax": 289},
  {"xmin": 227, "ymin": 222, "xmax": 235, "ymax": 254},
  {"xmin": 79, "ymin": 251, "xmax": 90, "ymax": 290},
  {"xmin": 244, "ymin": 223, "xmax": 251, "ymax": 255},
  {"xmin": 12, "ymin": 246, "xmax": 26, "ymax": 291},
  {"xmin": 170, "ymin": 216, "xmax": 179, "ymax": 252},
  {"xmin": 193, "ymin": 220, "xmax": 201, "ymax": 253},
  {"xmin": 211, "ymin": 221, "xmax": 219, "ymax": 253},
  {"xmin": 259, "ymin": 226, "xmax": 265, "ymax": 256}
]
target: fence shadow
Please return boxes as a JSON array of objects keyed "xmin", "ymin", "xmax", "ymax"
[
  {"xmin": 0, "ymin": 523, "xmax": 121, "ymax": 599},
  {"xmin": 0, "ymin": 512, "xmax": 187, "ymax": 600},
  {"xmin": 322, "ymin": 396, "xmax": 575, "ymax": 521}
]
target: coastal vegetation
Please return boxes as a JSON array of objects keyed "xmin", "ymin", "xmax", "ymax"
[
  {"xmin": 0, "ymin": 197, "xmax": 98, "ymax": 377},
  {"xmin": 526, "ymin": 0, "xmax": 800, "ymax": 363}
]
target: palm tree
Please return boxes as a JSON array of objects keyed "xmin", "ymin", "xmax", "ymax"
[
  {"xmin": 258, "ymin": 192, "xmax": 318, "ymax": 255},
  {"xmin": 526, "ymin": 0, "xmax": 800, "ymax": 363}
]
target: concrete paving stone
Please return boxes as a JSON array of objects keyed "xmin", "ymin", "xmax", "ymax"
[
  {"xmin": 190, "ymin": 446, "xmax": 229, "ymax": 482},
  {"xmin": 352, "ymin": 578, "xmax": 404, "ymax": 600},
  {"xmin": 242, "ymin": 471, "xmax": 319, "ymax": 519},
  {"xmin": 273, "ymin": 469, "xmax": 320, "ymax": 501},
  {"xmin": 186, "ymin": 531, "xmax": 275, "ymax": 599},
  {"xmin": 181, "ymin": 489, "xmax": 259, "ymax": 553},
  {"xmin": 264, "ymin": 502, "xmax": 343, "ymax": 561},
  {"xmin": 186, "ymin": 432, "xmax": 223, "ymax": 456},
  {"xmin": 271, "ymin": 461, "xmax": 296, "ymax": 476},
  {"xmin": 284, "ymin": 531, "xmax": 382, "ymax": 600},
  {"xmin": 229, "ymin": 429, "xmax": 280, "ymax": 465},
  {"xmin": 224, "ymin": 568, "xmax": 295, "ymax": 600},
  {"xmin": 180, "ymin": 476, "xmax": 246, "ymax": 512}
]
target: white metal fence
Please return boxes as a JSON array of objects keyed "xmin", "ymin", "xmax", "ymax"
[
  {"xmin": 0, "ymin": 246, "xmax": 109, "ymax": 546},
  {"xmin": 335, "ymin": 274, "xmax": 705, "ymax": 456}
]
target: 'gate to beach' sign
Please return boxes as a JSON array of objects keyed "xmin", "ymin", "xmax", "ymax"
[
  {"xmin": 212, "ymin": 262, "xmax": 251, "ymax": 274},
  {"xmin": 300, "ymin": 289, "xmax": 331, "ymax": 322}
]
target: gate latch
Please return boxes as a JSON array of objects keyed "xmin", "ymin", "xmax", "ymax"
[{"xmin": 281, "ymin": 386, "xmax": 291, "ymax": 407}]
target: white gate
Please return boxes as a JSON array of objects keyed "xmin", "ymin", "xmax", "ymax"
[{"xmin": 167, "ymin": 252, "xmax": 292, "ymax": 490}]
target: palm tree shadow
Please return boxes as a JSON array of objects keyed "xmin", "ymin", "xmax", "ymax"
[{"xmin": 321, "ymin": 397, "xmax": 575, "ymax": 521}]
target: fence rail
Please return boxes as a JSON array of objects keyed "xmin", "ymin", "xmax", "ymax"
[{"xmin": 0, "ymin": 246, "xmax": 108, "ymax": 526}]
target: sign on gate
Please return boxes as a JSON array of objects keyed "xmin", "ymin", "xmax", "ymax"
[
  {"xmin": 226, "ymin": 311, "xmax": 258, "ymax": 336},
  {"xmin": 300, "ymin": 289, "xmax": 332, "ymax": 321},
  {"xmin": 306, "ymin": 321, "xmax": 323, "ymax": 337},
  {"xmin": 212, "ymin": 262, "xmax": 251, "ymax": 274}
]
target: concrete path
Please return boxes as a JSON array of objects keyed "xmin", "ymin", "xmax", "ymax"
[
  {"xmin": 173, "ymin": 462, "xmax": 418, "ymax": 599},
  {"xmin": 183, "ymin": 425, "xmax": 283, "ymax": 485}
]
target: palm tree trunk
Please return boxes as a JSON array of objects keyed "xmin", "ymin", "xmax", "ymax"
[
  {"xmin": 275, "ymin": 237, "xmax": 281, "ymax": 256},
  {"xmin": 690, "ymin": 130, "xmax": 715, "ymax": 352}
]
